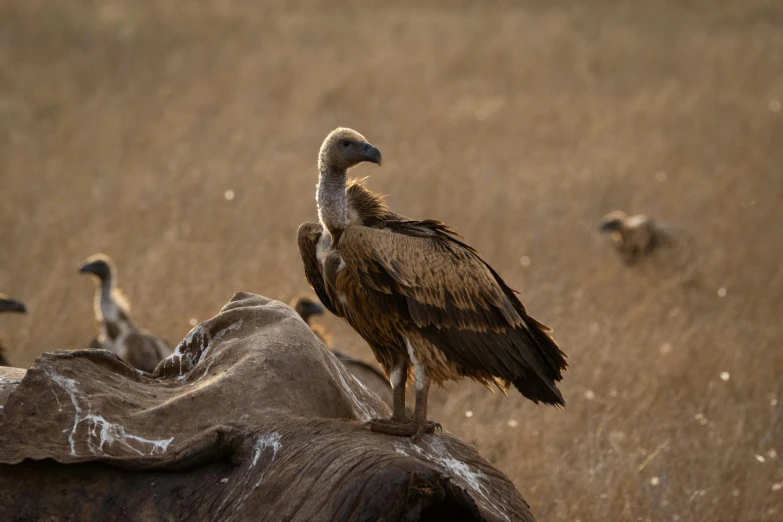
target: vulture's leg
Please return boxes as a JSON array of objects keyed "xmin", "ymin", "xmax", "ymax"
[
  {"xmin": 364, "ymin": 354, "xmax": 410, "ymax": 433},
  {"xmin": 389, "ymin": 359, "xmax": 409, "ymax": 421},
  {"xmin": 365, "ymin": 342, "xmax": 440, "ymax": 440},
  {"xmin": 409, "ymin": 370, "xmax": 441, "ymax": 442}
]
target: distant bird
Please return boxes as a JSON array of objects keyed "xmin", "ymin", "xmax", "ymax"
[
  {"xmin": 0, "ymin": 294, "xmax": 26, "ymax": 367},
  {"xmin": 598, "ymin": 211, "xmax": 663, "ymax": 265},
  {"xmin": 79, "ymin": 254, "xmax": 171, "ymax": 373},
  {"xmin": 298, "ymin": 128, "xmax": 567, "ymax": 438},
  {"xmin": 291, "ymin": 295, "xmax": 394, "ymax": 406}
]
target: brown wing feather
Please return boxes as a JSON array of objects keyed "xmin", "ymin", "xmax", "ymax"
[
  {"xmin": 297, "ymin": 222, "xmax": 340, "ymax": 317},
  {"xmin": 338, "ymin": 222, "xmax": 567, "ymax": 405}
]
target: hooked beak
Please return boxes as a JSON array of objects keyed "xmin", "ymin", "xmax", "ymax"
[
  {"xmin": 301, "ymin": 300, "xmax": 325, "ymax": 319},
  {"xmin": 78, "ymin": 260, "xmax": 110, "ymax": 280},
  {"xmin": 0, "ymin": 297, "xmax": 26, "ymax": 314},
  {"xmin": 79, "ymin": 261, "xmax": 99, "ymax": 275},
  {"xmin": 599, "ymin": 219, "xmax": 623, "ymax": 233},
  {"xmin": 361, "ymin": 142, "xmax": 382, "ymax": 166}
]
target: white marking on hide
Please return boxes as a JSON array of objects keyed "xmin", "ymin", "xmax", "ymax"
[
  {"xmin": 170, "ymin": 324, "xmax": 205, "ymax": 376},
  {"xmin": 199, "ymin": 319, "xmax": 243, "ymax": 364},
  {"xmin": 404, "ymin": 336, "xmax": 426, "ymax": 391},
  {"xmin": 214, "ymin": 432, "xmax": 283, "ymax": 520},
  {"xmin": 251, "ymin": 433, "xmax": 281, "ymax": 483},
  {"xmin": 393, "ymin": 438, "xmax": 511, "ymax": 522},
  {"xmin": 46, "ymin": 368, "xmax": 174, "ymax": 458},
  {"xmin": 167, "ymin": 318, "xmax": 243, "ymax": 380},
  {"xmin": 80, "ymin": 414, "xmax": 173, "ymax": 456},
  {"xmin": 46, "ymin": 369, "xmax": 84, "ymax": 456}
]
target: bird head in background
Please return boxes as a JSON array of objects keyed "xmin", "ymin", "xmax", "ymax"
[
  {"xmin": 598, "ymin": 210, "xmax": 629, "ymax": 234},
  {"xmin": 319, "ymin": 127, "xmax": 382, "ymax": 172},
  {"xmin": 78, "ymin": 253, "xmax": 114, "ymax": 281},
  {"xmin": 292, "ymin": 295, "xmax": 325, "ymax": 325},
  {"xmin": 0, "ymin": 294, "xmax": 26, "ymax": 314}
]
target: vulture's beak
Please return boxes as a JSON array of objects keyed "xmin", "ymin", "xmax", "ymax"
[
  {"xmin": 79, "ymin": 261, "xmax": 99, "ymax": 275},
  {"xmin": 362, "ymin": 142, "xmax": 382, "ymax": 166},
  {"xmin": 0, "ymin": 297, "xmax": 26, "ymax": 314},
  {"xmin": 79, "ymin": 260, "xmax": 110, "ymax": 280},
  {"xmin": 599, "ymin": 219, "xmax": 623, "ymax": 233},
  {"xmin": 301, "ymin": 300, "xmax": 325, "ymax": 319}
]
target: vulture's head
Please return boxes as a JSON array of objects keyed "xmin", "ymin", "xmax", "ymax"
[
  {"xmin": 599, "ymin": 211, "xmax": 629, "ymax": 234},
  {"xmin": 0, "ymin": 294, "xmax": 26, "ymax": 314},
  {"xmin": 79, "ymin": 253, "xmax": 114, "ymax": 282},
  {"xmin": 319, "ymin": 127, "xmax": 382, "ymax": 172},
  {"xmin": 292, "ymin": 296, "xmax": 325, "ymax": 324}
]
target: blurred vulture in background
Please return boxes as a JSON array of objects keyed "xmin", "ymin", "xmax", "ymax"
[
  {"xmin": 291, "ymin": 295, "xmax": 393, "ymax": 406},
  {"xmin": 598, "ymin": 211, "xmax": 663, "ymax": 265},
  {"xmin": 599, "ymin": 210, "xmax": 698, "ymax": 279},
  {"xmin": 79, "ymin": 254, "xmax": 171, "ymax": 373},
  {"xmin": 0, "ymin": 294, "xmax": 26, "ymax": 367}
]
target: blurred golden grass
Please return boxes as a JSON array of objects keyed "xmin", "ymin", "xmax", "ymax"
[{"xmin": 1, "ymin": 1, "xmax": 782, "ymax": 520}]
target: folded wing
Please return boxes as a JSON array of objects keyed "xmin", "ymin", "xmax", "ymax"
[{"xmin": 339, "ymin": 222, "xmax": 567, "ymax": 405}]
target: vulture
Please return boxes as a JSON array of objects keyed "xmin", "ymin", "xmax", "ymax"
[
  {"xmin": 0, "ymin": 294, "xmax": 26, "ymax": 367},
  {"xmin": 599, "ymin": 210, "xmax": 670, "ymax": 265},
  {"xmin": 298, "ymin": 128, "xmax": 567, "ymax": 439},
  {"xmin": 291, "ymin": 295, "xmax": 394, "ymax": 406},
  {"xmin": 79, "ymin": 254, "xmax": 171, "ymax": 373}
]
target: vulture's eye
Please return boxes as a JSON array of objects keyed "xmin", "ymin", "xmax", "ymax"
[{"xmin": 341, "ymin": 140, "xmax": 350, "ymax": 147}]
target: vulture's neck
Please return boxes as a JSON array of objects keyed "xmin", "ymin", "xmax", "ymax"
[
  {"xmin": 96, "ymin": 275, "xmax": 119, "ymax": 322},
  {"xmin": 317, "ymin": 167, "xmax": 349, "ymax": 235}
]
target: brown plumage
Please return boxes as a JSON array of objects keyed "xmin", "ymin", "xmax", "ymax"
[
  {"xmin": 0, "ymin": 294, "xmax": 26, "ymax": 367},
  {"xmin": 291, "ymin": 295, "xmax": 394, "ymax": 406},
  {"xmin": 298, "ymin": 128, "xmax": 567, "ymax": 439},
  {"xmin": 79, "ymin": 254, "xmax": 171, "ymax": 373}
]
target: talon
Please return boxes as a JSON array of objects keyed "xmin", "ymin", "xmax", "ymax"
[{"xmin": 410, "ymin": 420, "xmax": 442, "ymax": 442}]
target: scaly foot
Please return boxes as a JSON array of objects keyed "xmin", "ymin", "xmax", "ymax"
[{"xmin": 363, "ymin": 418, "xmax": 442, "ymax": 441}]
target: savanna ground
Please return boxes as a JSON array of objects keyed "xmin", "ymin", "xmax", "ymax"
[{"xmin": 1, "ymin": 1, "xmax": 782, "ymax": 520}]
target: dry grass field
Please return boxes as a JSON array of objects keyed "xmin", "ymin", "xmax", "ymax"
[{"xmin": 2, "ymin": 0, "xmax": 782, "ymax": 520}]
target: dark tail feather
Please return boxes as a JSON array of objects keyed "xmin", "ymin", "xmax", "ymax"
[
  {"xmin": 513, "ymin": 368, "xmax": 565, "ymax": 407},
  {"xmin": 513, "ymin": 313, "xmax": 567, "ymax": 407},
  {"xmin": 525, "ymin": 313, "xmax": 568, "ymax": 378}
]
